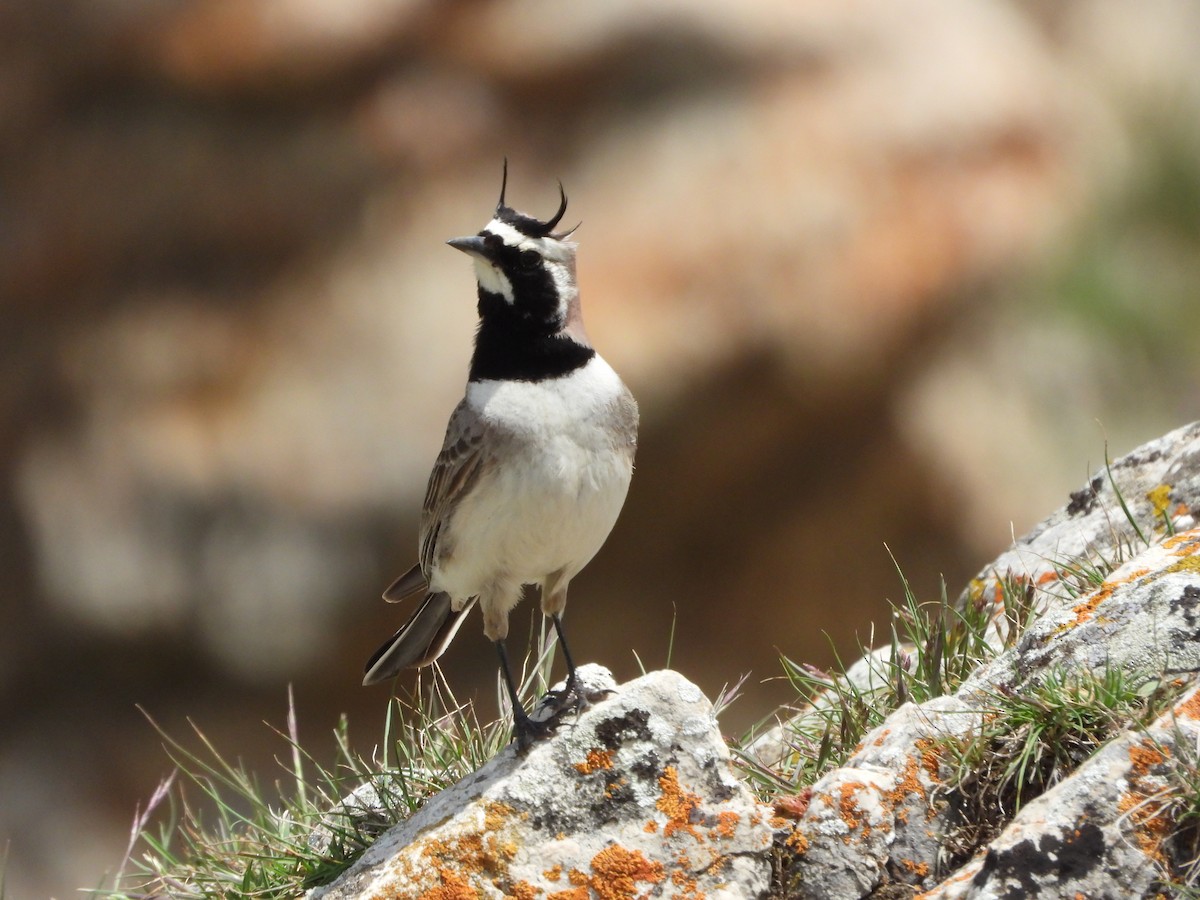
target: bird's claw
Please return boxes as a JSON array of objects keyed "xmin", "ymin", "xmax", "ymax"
[
  {"xmin": 512, "ymin": 711, "xmax": 556, "ymax": 752},
  {"xmin": 541, "ymin": 678, "xmax": 590, "ymax": 717}
]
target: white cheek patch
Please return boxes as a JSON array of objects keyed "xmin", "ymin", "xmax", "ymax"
[
  {"xmin": 473, "ymin": 217, "xmax": 579, "ymax": 314},
  {"xmin": 474, "ymin": 260, "xmax": 514, "ymax": 303},
  {"xmin": 546, "ymin": 260, "xmax": 576, "ymax": 321}
]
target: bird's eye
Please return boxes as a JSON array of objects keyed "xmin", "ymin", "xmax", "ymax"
[{"xmin": 518, "ymin": 250, "xmax": 540, "ymax": 271}]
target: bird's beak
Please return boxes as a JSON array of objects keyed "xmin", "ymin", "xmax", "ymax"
[{"xmin": 446, "ymin": 235, "xmax": 487, "ymax": 257}]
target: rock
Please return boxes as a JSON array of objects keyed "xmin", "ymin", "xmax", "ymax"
[
  {"xmin": 310, "ymin": 669, "xmax": 773, "ymax": 900},
  {"xmin": 920, "ymin": 680, "xmax": 1200, "ymax": 899},
  {"xmin": 961, "ymin": 419, "xmax": 1200, "ymax": 616},
  {"xmin": 752, "ymin": 419, "xmax": 1200, "ymax": 773},
  {"xmin": 775, "ymin": 423, "xmax": 1200, "ymax": 898}
]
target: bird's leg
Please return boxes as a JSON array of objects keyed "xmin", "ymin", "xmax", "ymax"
[
  {"xmin": 552, "ymin": 613, "xmax": 580, "ymax": 696},
  {"xmin": 495, "ymin": 640, "xmax": 550, "ymax": 750},
  {"xmin": 543, "ymin": 613, "xmax": 591, "ymax": 716}
]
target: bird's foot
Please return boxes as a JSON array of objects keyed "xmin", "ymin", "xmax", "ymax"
[
  {"xmin": 530, "ymin": 664, "xmax": 619, "ymax": 726},
  {"xmin": 512, "ymin": 710, "xmax": 556, "ymax": 752},
  {"xmin": 540, "ymin": 676, "xmax": 589, "ymax": 718}
]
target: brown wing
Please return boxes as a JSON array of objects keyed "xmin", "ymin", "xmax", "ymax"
[
  {"xmin": 382, "ymin": 563, "xmax": 426, "ymax": 602},
  {"xmin": 418, "ymin": 398, "xmax": 492, "ymax": 576}
]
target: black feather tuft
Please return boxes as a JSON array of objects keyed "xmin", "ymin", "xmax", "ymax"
[{"xmin": 494, "ymin": 167, "xmax": 571, "ymax": 239}]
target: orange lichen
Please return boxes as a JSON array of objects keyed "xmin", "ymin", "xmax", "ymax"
[
  {"xmin": 1070, "ymin": 568, "xmax": 1149, "ymax": 626},
  {"xmin": 670, "ymin": 866, "xmax": 705, "ymax": 899},
  {"xmin": 1118, "ymin": 791, "xmax": 1172, "ymax": 864},
  {"xmin": 1036, "ymin": 570, "xmax": 1060, "ymax": 586},
  {"xmin": 574, "ymin": 748, "xmax": 615, "ymax": 775},
  {"xmin": 899, "ymin": 857, "xmax": 930, "ymax": 878},
  {"xmin": 644, "ymin": 820, "xmax": 659, "ymax": 833},
  {"xmin": 547, "ymin": 889, "xmax": 589, "ymax": 900},
  {"xmin": 604, "ymin": 776, "xmax": 628, "ymax": 799},
  {"xmin": 993, "ymin": 579, "xmax": 1006, "ymax": 607},
  {"xmin": 657, "ymin": 766, "xmax": 703, "ymax": 840},
  {"xmin": 703, "ymin": 844, "xmax": 729, "ymax": 876},
  {"xmin": 486, "ymin": 802, "xmax": 518, "ymax": 828},
  {"xmin": 1129, "ymin": 741, "xmax": 1169, "ymax": 777},
  {"xmin": 507, "ymin": 880, "xmax": 538, "ymax": 900},
  {"xmin": 1175, "ymin": 689, "xmax": 1200, "ymax": 720},
  {"xmin": 1166, "ymin": 532, "xmax": 1195, "ymax": 554},
  {"xmin": 418, "ymin": 867, "xmax": 478, "ymax": 900},
  {"xmin": 786, "ymin": 827, "xmax": 810, "ymax": 854},
  {"xmin": 414, "ymin": 801, "xmax": 520, "ymax": 897},
  {"xmin": 543, "ymin": 864, "xmax": 563, "ymax": 882},
  {"xmin": 838, "ymin": 782, "xmax": 870, "ymax": 842},
  {"xmin": 588, "ymin": 845, "xmax": 665, "ymax": 900},
  {"xmin": 887, "ymin": 753, "xmax": 929, "ymax": 826},
  {"xmin": 426, "ymin": 825, "xmax": 516, "ymax": 873},
  {"xmin": 915, "ymin": 738, "xmax": 943, "ymax": 783},
  {"xmin": 1119, "ymin": 738, "xmax": 1176, "ymax": 865},
  {"xmin": 714, "ymin": 810, "xmax": 739, "ymax": 838}
]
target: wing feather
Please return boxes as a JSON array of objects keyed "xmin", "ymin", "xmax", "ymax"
[
  {"xmin": 418, "ymin": 399, "xmax": 493, "ymax": 575},
  {"xmin": 369, "ymin": 400, "xmax": 496, "ymax": 679}
]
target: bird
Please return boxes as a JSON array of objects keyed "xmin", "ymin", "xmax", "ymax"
[{"xmin": 363, "ymin": 162, "xmax": 639, "ymax": 749}]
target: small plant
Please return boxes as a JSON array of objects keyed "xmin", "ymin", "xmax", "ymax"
[
  {"xmin": 734, "ymin": 442, "xmax": 1181, "ymax": 805},
  {"xmin": 1159, "ymin": 733, "xmax": 1200, "ymax": 893},
  {"xmin": 108, "ymin": 619, "xmax": 560, "ymax": 899},
  {"xmin": 735, "ymin": 560, "xmax": 1013, "ymax": 799},
  {"xmin": 940, "ymin": 667, "xmax": 1180, "ymax": 866}
]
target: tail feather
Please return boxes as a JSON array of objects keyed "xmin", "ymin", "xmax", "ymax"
[
  {"xmin": 383, "ymin": 563, "xmax": 426, "ymax": 603},
  {"xmin": 363, "ymin": 592, "xmax": 474, "ymax": 685}
]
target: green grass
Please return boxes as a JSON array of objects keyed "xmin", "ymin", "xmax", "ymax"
[
  {"xmin": 1160, "ymin": 735, "xmax": 1200, "ymax": 895},
  {"xmin": 939, "ymin": 666, "xmax": 1181, "ymax": 865},
  {"xmin": 733, "ymin": 558, "xmax": 1029, "ymax": 799},
  {"xmin": 106, "ymin": 622, "xmax": 560, "ymax": 899}
]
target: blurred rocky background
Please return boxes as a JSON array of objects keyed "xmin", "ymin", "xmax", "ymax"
[{"xmin": 2, "ymin": 0, "xmax": 1198, "ymax": 895}]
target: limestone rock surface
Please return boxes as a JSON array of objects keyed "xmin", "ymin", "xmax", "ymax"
[
  {"xmin": 310, "ymin": 669, "xmax": 772, "ymax": 900},
  {"xmin": 766, "ymin": 421, "xmax": 1200, "ymax": 898}
]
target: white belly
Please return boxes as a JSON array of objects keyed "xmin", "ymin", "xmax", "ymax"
[{"xmin": 431, "ymin": 356, "xmax": 635, "ymax": 600}]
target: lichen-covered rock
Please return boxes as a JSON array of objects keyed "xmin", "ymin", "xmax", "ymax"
[
  {"xmin": 962, "ymin": 529, "xmax": 1200, "ymax": 693},
  {"xmin": 921, "ymin": 681, "xmax": 1200, "ymax": 899},
  {"xmin": 780, "ymin": 423, "xmax": 1200, "ymax": 898},
  {"xmin": 962, "ymin": 419, "xmax": 1200, "ymax": 612},
  {"xmin": 785, "ymin": 527, "xmax": 1200, "ymax": 898},
  {"xmin": 781, "ymin": 696, "xmax": 978, "ymax": 900},
  {"xmin": 310, "ymin": 669, "xmax": 772, "ymax": 900}
]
